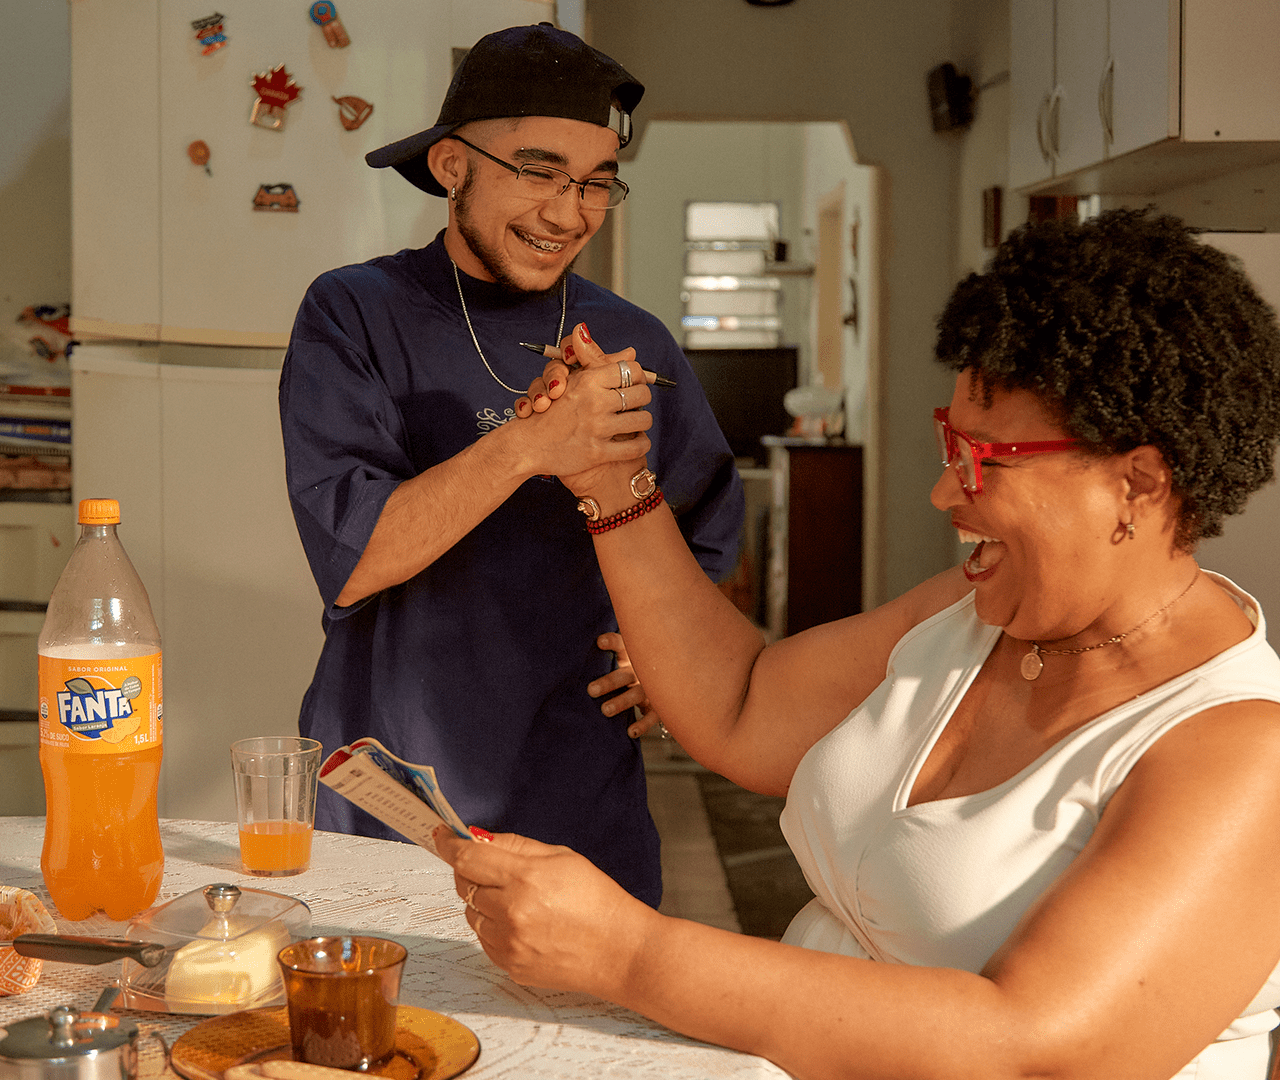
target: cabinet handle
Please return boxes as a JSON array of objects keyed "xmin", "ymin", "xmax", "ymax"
[
  {"xmin": 1036, "ymin": 93, "xmax": 1054, "ymax": 165},
  {"xmin": 1046, "ymin": 86, "xmax": 1062, "ymax": 161},
  {"xmin": 1098, "ymin": 57, "xmax": 1115, "ymax": 146}
]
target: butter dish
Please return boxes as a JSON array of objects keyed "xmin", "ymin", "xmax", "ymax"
[{"xmin": 118, "ymin": 883, "xmax": 310, "ymax": 1015}]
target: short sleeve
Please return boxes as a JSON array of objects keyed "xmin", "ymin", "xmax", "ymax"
[{"xmin": 279, "ymin": 273, "xmax": 412, "ymax": 613}]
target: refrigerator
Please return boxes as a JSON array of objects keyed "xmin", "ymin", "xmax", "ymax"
[{"xmin": 68, "ymin": 0, "xmax": 554, "ymax": 820}]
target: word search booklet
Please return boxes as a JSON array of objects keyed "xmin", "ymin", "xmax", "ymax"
[{"xmin": 319, "ymin": 738, "xmax": 472, "ymax": 855}]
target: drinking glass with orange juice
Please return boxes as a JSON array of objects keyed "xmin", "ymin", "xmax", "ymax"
[{"xmin": 230, "ymin": 737, "xmax": 321, "ymax": 876}]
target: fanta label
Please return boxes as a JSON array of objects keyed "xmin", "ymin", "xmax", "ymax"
[{"xmin": 38, "ymin": 653, "xmax": 162, "ymax": 753}]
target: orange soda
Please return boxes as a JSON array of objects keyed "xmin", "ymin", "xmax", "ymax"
[
  {"xmin": 37, "ymin": 499, "xmax": 164, "ymax": 922},
  {"xmin": 238, "ymin": 819, "xmax": 313, "ymax": 875}
]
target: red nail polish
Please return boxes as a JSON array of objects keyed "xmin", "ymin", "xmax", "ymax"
[
  {"xmin": 564, "ymin": 344, "xmax": 575, "ymax": 362},
  {"xmin": 469, "ymin": 826, "xmax": 494, "ymax": 841},
  {"xmin": 579, "ymin": 323, "xmax": 592, "ymax": 344},
  {"xmin": 534, "ymin": 393, "xmax": 544, "ymax": 402},
  {"xmin": 548, "ymin": 379, "xmax": 560, "ymax": 390}
]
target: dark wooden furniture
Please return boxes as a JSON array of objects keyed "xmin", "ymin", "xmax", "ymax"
[{"xmin": 765, "ymin": 438, "xmax": 863, "ymax": 639}]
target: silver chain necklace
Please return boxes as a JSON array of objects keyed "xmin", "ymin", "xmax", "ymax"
[
  {"xmin": 451, "ymin": 260, "xmax": 567, "ymax": 395},
  {"xmin": 1020, "ymin": 571, "xmax": 1200, "ymax": 681}
]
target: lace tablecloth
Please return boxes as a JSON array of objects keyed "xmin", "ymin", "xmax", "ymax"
[{"xmin": 0, "ymin": 818, "xmax": 787, "ymax": 1079}]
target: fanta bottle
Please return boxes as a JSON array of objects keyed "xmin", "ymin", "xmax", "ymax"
[{"xmin": 37, "ymin": 498, "xmax": 163, "ymax": 921}]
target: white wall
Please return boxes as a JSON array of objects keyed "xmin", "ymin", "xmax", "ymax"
[
  {"xmin": 589, "ymin": 0, "xmax": 965, "ymax": 603},
  {"xmin": 1194, "ymin": 233, "xmax": 1280, "ymax": 641},
  {"xmin": 800, "ymin": 123, "xmax": 877, "ymax": 442},
  {"xmin": 951, "ymin": 0, "xmax": 1017, "ymax": 278},
  {"xmin": 620, "ymin": 121, "xmax": 819, "ymax": 378}
]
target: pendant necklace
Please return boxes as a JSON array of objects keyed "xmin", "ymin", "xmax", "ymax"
[
  {"xmin": 1019, "ymin": 571, "xmax": 1200, "ymax": 682},
  {"xmin": 452, "ymin": 260, "xmax": 567, "ymax": 395}
]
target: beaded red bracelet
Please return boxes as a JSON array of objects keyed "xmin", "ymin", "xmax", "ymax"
[{"xmin": 584, "ymin": 488, "xmax": 665, "ymax": 534}]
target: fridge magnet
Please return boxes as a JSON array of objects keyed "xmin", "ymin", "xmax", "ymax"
[
  {"xmin": 253, "ymin": 184, "xmax": 300, "ymax": 212},
  {"xmin": 16, "ymin": 305, "xmax": 76, "ymax": 363},
  {"xmin": 309, "ymin": 2, "xmax": 350, "ymax": 48},
  {"xmin": 191, "ymin": 13, "xmax": 228, "ymax": 55},
  {"xmin": 332, "ymin": 95, "xmax": 373, "ymax": 131},
  {"xmin": 250, "ymin": 65, "xmax": 302, "ymax": 131},
  {"xmin": 187, "ymin": 140, "xmax": 212, "ymax": 176}
]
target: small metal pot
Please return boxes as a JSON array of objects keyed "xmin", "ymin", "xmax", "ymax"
[{"xmin": 0, "ymin": 996, "xmax": 139, "ymax": 1080}]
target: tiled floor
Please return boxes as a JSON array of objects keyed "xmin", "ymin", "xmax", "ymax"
[
  {"xmin": 643, "ymin": 735, "xmax": 813, "ymax": 938},
  {"xmin": 643, "ymin": 736, "xmax": 740, "ymax": 932}
]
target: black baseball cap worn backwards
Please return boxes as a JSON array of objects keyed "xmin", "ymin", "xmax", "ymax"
[{"xmin": 366, "ymin": 23, "xmax": 644, "ymax": 197}]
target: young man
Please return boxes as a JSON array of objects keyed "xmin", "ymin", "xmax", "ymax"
[{"xmin": 279, "ymin": 24, "xmax": 743, "ymax": 905}]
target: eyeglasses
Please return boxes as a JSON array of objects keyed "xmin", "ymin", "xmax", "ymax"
[
  {"xmin": 449, "ymin": 136, "xmax": 629, "ymax": 210},
  {"xmin": 933, "ymin": 406, "xmax": 1080, "ymax": 494}
]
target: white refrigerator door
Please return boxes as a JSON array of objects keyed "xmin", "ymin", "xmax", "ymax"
[{"xmin": 71, "ymin": 0, "xmax": 553, "ymax": 348}]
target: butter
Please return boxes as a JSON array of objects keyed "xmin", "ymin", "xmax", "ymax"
[{"xmin": 164, "ymin": 918, "xmax": 292, "ymax": 1009}]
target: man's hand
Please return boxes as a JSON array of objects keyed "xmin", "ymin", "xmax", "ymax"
[
  {"xmin": 591, "ymin": 632, "xmax": 664, "ymax": 738},
  {"xmin": 504, "ymin": 323, "xmax": 653, "ymax": 491}
]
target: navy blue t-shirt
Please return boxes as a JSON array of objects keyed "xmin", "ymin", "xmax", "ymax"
[{"xmin": 279, "ymin": 234, "xmax": 743, "ymax": 906}]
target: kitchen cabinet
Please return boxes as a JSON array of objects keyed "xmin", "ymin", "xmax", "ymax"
[
  {"xmin": 765, "ymin": 439, "xmax": 863, "ymax": 639},
  {"xmin": 0, "ymin": 501, "xmax": 75, "ymax": 815},
  {"xmin": 1010, "ymin": 0, "xmax": 1280, "ymax": 196},
  {"xmin": 0, "ymin": 501, "xmax": 75, "ymax": 720}
]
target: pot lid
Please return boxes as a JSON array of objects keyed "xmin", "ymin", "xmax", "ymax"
[{"xmin": 0, "ymin": 1005, "xmax": 138, "ymax": 1061}]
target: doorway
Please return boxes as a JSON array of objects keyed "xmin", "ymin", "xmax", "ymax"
[{"xmin": 616, "ymin": 119, "xmax": 882, "ymax": 611}]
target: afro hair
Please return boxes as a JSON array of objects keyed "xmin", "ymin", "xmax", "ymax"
[{"xmin": 934, "ymin": 208, "xmax": 1280, "ymax": 550}]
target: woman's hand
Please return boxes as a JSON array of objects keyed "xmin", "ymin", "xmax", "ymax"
[
  {"xmin": 508, "ymin": 324, "xmax": 656, "ymax": 494},
  {"xmin": 513, "ymin": 322, "xmax": 642, "ymax": 415},
  {"xmin": 591, "ymin": 632, "xmax": 663, "ymax": 738},
  {"xmin": 434, "ymin": 827, "xmax": 658, "ymax": 996},
  {"xmin": 504, "ymin": 323, "xmax": 653, "ymax": 487}
]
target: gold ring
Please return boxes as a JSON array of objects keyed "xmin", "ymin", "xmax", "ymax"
[{"xmin": 464, "ymin": 883, "xmax": 478, "ymax": 910}]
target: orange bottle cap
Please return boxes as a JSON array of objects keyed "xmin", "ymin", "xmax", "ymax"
[{"xmin": 78, "ymin": 498, "xmax": 121, "ymax": 525}]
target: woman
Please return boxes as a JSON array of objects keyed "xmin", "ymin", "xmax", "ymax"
[{"xmin": 436, "ymin": 209, "xmax": 1280, "ymax": 1079}]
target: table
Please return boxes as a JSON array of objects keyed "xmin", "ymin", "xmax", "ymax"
[{"xmin": 0, "ymin": 819, "xmax": 788, "ymax": 1079}]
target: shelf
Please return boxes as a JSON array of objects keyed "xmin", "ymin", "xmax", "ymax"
[
  {"xmin": 1018, "ymin": 139, "xmax": 1280, "ymax": 198},
  {"xmin": 766, "ymin": 263, "xmax": 816, "ymax": 277}
]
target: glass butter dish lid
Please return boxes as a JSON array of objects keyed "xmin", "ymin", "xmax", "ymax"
[{"xmin": 118, "ymin": 883, "xmax": 310, "ymax": 1015}]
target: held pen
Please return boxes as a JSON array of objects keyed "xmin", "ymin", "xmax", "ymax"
[{"xmin": 518, "ymin": 342, "xmax": 677, "ymax": 388}]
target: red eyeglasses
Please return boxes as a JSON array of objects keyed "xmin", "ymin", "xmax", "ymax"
[{"xmin": 933, "ymin": 406, "xmax": 1080, "ymax": 494}]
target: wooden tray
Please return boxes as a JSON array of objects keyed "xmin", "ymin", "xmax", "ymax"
[{"xmin": 170, "ymin": 1005, "xmax": 480, "ymax": 1080}]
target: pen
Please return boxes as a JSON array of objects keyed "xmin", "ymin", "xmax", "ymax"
[{"xmin": 518, "ymin": 342, "xmax": 677, "ymax": 388}]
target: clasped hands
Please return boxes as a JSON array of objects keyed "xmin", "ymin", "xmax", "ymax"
[
  {"xmin": 509, "ymin": 321, "xmax": 654, "ymax": 489},
  {"xmin": 433, "ymin": 325, "xmax": 670, "ymax": 988},
  {"xmin": 510, "ymin": 322, "xmax": 663, "ymax": 739}
]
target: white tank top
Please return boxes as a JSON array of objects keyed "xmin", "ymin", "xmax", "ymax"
[{"xmin": 779, "ymin": 572, "xmax": 1280, "ymax": 1079}]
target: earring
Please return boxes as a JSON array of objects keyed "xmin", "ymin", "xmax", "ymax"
[
  {"xmin": 450, "ymin": 185, "xmax": 456, "ymax": 201},
  {"xmin": 1125, "ymin": 521, "xmax": 1136, "ymax": 540}
]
